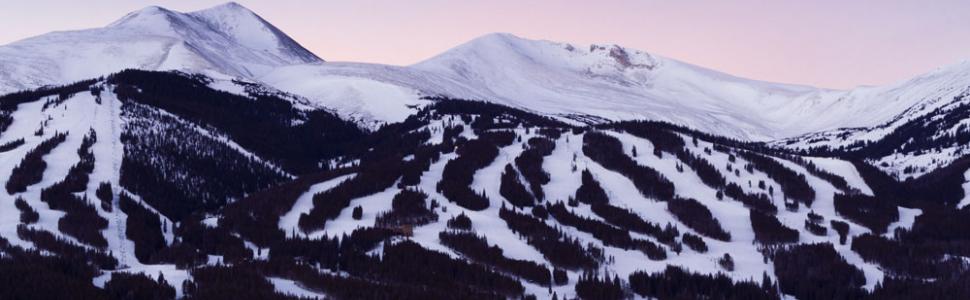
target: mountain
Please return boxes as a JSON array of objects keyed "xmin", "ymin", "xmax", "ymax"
[
  {"xmin": 264, "ymin": 33, "xmax": 970, "ymax": 142},
  {"xmin": 413, "ymin": 33, "xmax": 970, "ymax": 139},
  {"xmin": 266, "ymin": 33, "xmax": 825, "ymax": 137},
  {"xmin": 1, "ymin": 3, "xmax": 970, "ymax": 300},
  {"xmin": 771, "ymin": 61, "xmax": 970, "ymax": 179},
  {"xmin": 411, "ymin": 33, "xmax": 818, "ymax": 139},
  {"xmin": 0, "ymin": 2, "xmax": 320, "ymax": 94}
]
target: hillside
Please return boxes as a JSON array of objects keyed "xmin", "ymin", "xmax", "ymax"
[
  {"xmin": 0, "ymin": 71, "xmax": 967, "ymax": 299},
  {"xmin": 264, "ymin": 33, "xmax": 970, "ymax": 145}
]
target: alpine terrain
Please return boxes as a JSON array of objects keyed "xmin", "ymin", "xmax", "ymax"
[{"xmin": 0, "ymin": 2, "xmax": 968, "ymax": 300}]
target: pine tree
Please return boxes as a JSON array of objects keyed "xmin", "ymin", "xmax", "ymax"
[{"xmin": 352, "ymin": 205, "xmax": 363, "ymax": 220}]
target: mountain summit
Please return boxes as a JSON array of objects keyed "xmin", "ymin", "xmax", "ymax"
[
  {"xmin": 265, "ymin": 32, "xmax": 970, "ymax": 141},
  {"xmin": 0, "ymin": 2, "xmax": 320, "ymax": 93}
]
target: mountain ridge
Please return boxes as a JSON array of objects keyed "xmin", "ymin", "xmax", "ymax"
[
  {"xmin": 3, "ymin": 3, "xmax": 969, "ymax": 143},
  {"xmin": 260, "ymin": 31, "xmax": 970, "ymax": 144},
  {"xmin": 0, "ymin": 2, "xmax": 320, "ymax": 94}
]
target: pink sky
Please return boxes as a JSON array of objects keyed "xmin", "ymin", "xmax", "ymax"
[{"xmin": 1, "ymin": 0, "xmax": 968, "ymax": 89}]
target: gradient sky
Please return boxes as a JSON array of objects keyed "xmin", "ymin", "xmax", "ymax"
[{"xmin": 1, "ymin": 0, "xmax": 968, "ymax": 89}]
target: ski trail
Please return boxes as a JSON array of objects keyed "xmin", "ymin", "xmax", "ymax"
[{"xmin": 109, "ymin": 91, "xmax": 128, "ymax": 268}]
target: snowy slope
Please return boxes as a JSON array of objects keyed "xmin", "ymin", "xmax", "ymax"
[
  {"xmin": 261, "ymin": 63, "xmax": 460, "ymax": 129},
  {"xmin": 263, "ymin": 33, "xmax": 970, "ymax": 141},
  {"xmin": 773, "ymin": 74, "xmax": 970, "ymax": 179},
  {"xmin": 412, "ymin": 34, "xmax": 970, "ymax": 141},
  {"xmin": 263, "ymin": 33, "xmax": 821, "ymax": 138},
  {"xmin": 0, "ymin": 2, "xmax": 320, "ymax": 94},
  {"xmin": 0, "ymin": 85, "xmax": 192, "ymax": 295},
  {"xmin": 412, "ymin": 33, "xmax": 819, "ymax": 139},
  {"xmin": 255, "ymin": 105, "xmax": 916, "ymax": 299}
]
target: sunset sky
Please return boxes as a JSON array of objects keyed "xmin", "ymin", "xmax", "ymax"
[{"xmin": 2, "ymin": 0, "xmax": 968, "ymax": 89}]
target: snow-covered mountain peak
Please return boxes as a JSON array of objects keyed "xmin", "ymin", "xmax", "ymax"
[
  {"xmin": 109, "ymin": 2, "xmax": 255, "ymax": 30},
  {"xmin": 188, "ymin": 2, "xmax": 322, "ymax": 63},
  {"xmin": 399, "ymin": 33, "xmax": 816, "ymax": 138},
  {"xmin": 194, "ymin": 1, "xmax": 271, "ymax": 22},
  {"xmin": 414, "ymin": 33, "xmax": 661, "ymax": 84},
  {"xmin": 107, "ymin": 5, "xmax": 178, "ymax": 28},
  {"xmin": 0, "ymin": 2, "xmax": 320, "ymax": 95},
  {"xmin": 106, "ymin": 2, "xmax": 320, "ymax": 64},
  {"xmin": 204, "ymin": 1, "xmax": 248, "ymax": 11}
]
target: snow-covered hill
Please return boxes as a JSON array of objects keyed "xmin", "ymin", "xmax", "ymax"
[
  {"xmin": 0, "ymin": 2, "xmax": 319, "ymax": 94},
  {"xmin": 418, "ymin": 34, "xmax": 970, "ymax": 140},
  {"xmin": 770, "ymin": 61, "xmax": 970, "ymax": 179},
  {"xmin": 264, "ymin": 33, "xmax": 823, "ymax": 137},
  {"xmin": 260, "ymin": 62, "xmax": 478, "ymax": 130},
  {"xmin": 263, "ymin": 33, "xmax": 970, "ymax": 143}
]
